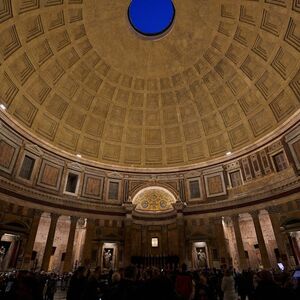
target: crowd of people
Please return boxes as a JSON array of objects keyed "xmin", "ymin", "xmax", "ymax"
[
  {"xmin": 0, "ymin": 264, "xmax": 299, "ymax": 300},
  {"xmin": 0, "ymin": 271, "xmax": 70, "ymax": 300}
]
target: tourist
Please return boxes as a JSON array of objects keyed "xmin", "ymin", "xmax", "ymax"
[
  {"xmin": 221, "ymin": 269, "xmax": 237, "ymax": 300},
  {"xmin": 252, "ymin": 270, "xmax": 283, "ymax": 300},
  {"xmin": 82, "ymin": 266, "xmax": 102, "ymax": 300},
  {"xmin": 66, "ymin": 266, "xmax": 87, "ymax": 300},
  {"xmin": 175, "ymin": 264, "xmax": 193, "ymax": 300}
]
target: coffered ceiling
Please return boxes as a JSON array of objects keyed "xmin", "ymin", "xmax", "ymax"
[{"xmin": 0, "ymin": 0, "xmax": 299, "ymax": 168}]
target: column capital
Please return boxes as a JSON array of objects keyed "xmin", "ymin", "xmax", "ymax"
[
  {"xmin": 213, "ymin": 216, "xmax": 223, "ymax": 225},
  {"xmin": 50, "ymin": 213, "xmax": 60, "ymax": 222},
  {"xmin": 249, "ymin": 210, "xmax": 260, "ymax": 218},
  {"xmin": 231, "ymin": 214, "xmax": 240, "ymax": 223},
  {"xmin": 266, "ymin": 206, "xmax": 281, "ymax": 215},
  {"xmin": 33, "ymin": 209, "xmax": 43, "ymax": 217},
  {"xmin": 70, "ymin": 216, "xmax": 79, "ymax": 224}
]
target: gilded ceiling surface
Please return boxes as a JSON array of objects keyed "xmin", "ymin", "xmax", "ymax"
[
  {"xmin": 132, "ymin": 187, "xmax": 176, "ymax": 213},
  {"xmin": 0, "ymin": 0, "xmax": 299, "ymax": 168}
]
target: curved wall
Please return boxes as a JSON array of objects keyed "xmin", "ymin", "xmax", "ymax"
[{"xmin": 0, "ymin": 111, "xmax": 300, "ymax": 219}]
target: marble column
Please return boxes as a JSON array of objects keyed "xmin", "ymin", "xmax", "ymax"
[
  {"xmin": 289, "ymin": 233, "xmax": 300, "ymax": 265},
  {"xmin": 250, "ymin": 211, "xmax": 271, "ymax": 269},
  {"xmin": 213, "ymin": 217, "xmax": 229, "ymax": 266},
  {"xmin": 124, "ymin": 218, "xmax": 133, "ymax": 266},
  {"xmin": 141, "ymin": 225, "xmax": 147, "ymax": 256},
  {"xmin": 81, "ymin": 218, "xmax": 95, "ymax": 267},
  {"xmin": 63, "ymin": 216, "xmax": 78, "ymax": 273},
  {"xmin": 162, "ymin": 225, "xmax": 168, "ymax": 256},
  {"xmin": 267, "ymin": 207, "xmax": 290, "ymax": 268},
  {"xmin": 231, "ymin": 215, "xmax": 248, "ymax": 270},
  {"xmin": 177, "ymin": 216, "xmax": 186, "ymax": 264},
  {"xmin": 41, "ymin": 213, "xmax": 59, "ymax": 271},
  {"xmin": 22, "ymin": 210, "xmax": 42, "ymax": 270}
]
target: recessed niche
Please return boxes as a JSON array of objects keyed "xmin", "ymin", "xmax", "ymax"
[
  {"xmin": 19, "ymin": 155, "xmax": 35, "ymax": 180},
  {"xmin": 108, "ymin": 181, "xmax": 120, "ymax": 200},
  {"xmin": 65, "ymin": 172, "xmax": 79, "ymax": 194}
]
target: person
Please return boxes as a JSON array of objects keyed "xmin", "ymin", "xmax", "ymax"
[
  {"xmin": 235, "ymin": 271, "xmax": 251, "ymax": 300},
  {"xmin": 252, "ymin": 270, "xmax": 283, "ymax": 300},
  {"xmin": 175, "ymin": 264, "xmax": 193, "ymax": 300},
  {"xmin": 66, "ymin": 266, "xmax": 87, "ymax": 300},
  {"xmin": 102, "ymin": 272, "xmax": 121, "ymax": 300},
  {"xmin": 221, "ymin": 269, "xmax": 237, "ymax": 300},
  {"xmin": 82, "ymin": 266, "xmax": 101, "ymax": 300},
  {"xmin": 45, "ymin": 273, "xmax": 57, "ymax": 300},
  {"xmin": 103, "ymin": 265, "xmax": 140, "ymax": 300}
]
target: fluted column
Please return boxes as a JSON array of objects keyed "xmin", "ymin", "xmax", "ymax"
[
  {"xmin": 124, "ymin": 218, "xmax": 133, "ymax": 266},
  {"xmin": 63, "ymin": 216, "xmax": 78, "ymax": 273},
  {"xmin": 177, "ymin": 216, "xmax": 186, "ymax": 264},
  {"xmin": 162, "ymin": 225, "xmax": 168, "ymax": 256},
  {"xmin": 250, "ymin": 211, "xmax": 271, "ymax": 269},
  {"xmin": 289, "ymin": 232, "xmax": 300, "ymax": 265},
  {"xmin": 141, "ymin": 225, "xmax": 148, "ymax": 256},
  {"xmin": 41, "ymin": 213, "xmax": 59, "ymax": 271},
  {"xmin": 267, "ymin": 206, "xmax": 290, "ymax": 268},
  {"xmin": 22, "ymin": 210, "xmax": 42, "ymax": 270},
  {"xmin": 214, "ymin": 217, "xmax": 229, "ymax": 266},
  {"xmin": 81, "ymin": 218, "xmax": 95, "ymax": 267},
  {"xmin": 232, "ymin": 215, "xmax": 248, "ymax": 270}
]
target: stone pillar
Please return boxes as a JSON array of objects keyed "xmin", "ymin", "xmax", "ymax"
[
  {"xmin": 162, "ymin": 225, "xmax": 168, "ymax": 256},
  {"xmin": 213, "ymin": 217, "xmax": 229, "ymax": 267},
  {"xmin": 141, "ymin": 225, "xmax": 148, "ymax": 256},
  {"xmin": 123, "ymin": 203, "xmax": 134, "ymax": 266},
  {"xmin": 22, "ymin": 210, "xmax": 42, "ymax": 270},
  {"xmin": 177, "ymin": 216, "xmax": 186, "ymax": 264},
  {"xmin": 231, "ymin": 215, "xmax": 248, "ymax": 270},
  {"xmin": 250, "ymin": 211, "xmax": 271, "ymax": 269},
  {"xmin": 289, "ymin": 233, "xmax": 300, "ymax": 265},
  {"xmin": 63, "ymin": 216, "xmax": 78, "ymax": 273},
  {"xmin": 41, "ymin": 213, "xmax": 59, "ymax": 271},
  {"xmin": 81, "ymin": 218, "xmax": 95, "ymax": 267},
  {"xmin": 267, "ymin": 207, "xmax": 290, "ymax": 268}
]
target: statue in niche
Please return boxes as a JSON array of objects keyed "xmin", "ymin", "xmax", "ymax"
[
  {"xmin": 103, "ymin": 248, "xmax": 113, "ymax": 269},
  {"xmin": 196, "ymin": 247, "xmax": 207, "ymax": 268}
]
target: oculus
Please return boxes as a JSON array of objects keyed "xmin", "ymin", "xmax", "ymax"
[{"xmin": 128, "ymin": 0, "xmax": 175, "ymax": 38}]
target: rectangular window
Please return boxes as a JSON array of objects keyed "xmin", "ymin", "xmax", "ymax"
[
  {"xmin": 19, "ymin": 155, "xmax": 35, "ymax": 180},
  {"xmin": 229, "ymin": 170, "xmax": 243, "ymax": 188},
  {"xmin": 66, "ymin": 173, "xmax": 79, "ymax": 193},
  {"xmin": 189, "ymin": 180, "xmax": 201, "ymax": 199},
  {"xmin": 108, "ymin": 181, "xmax": 119, "ymax": 200},
  {"xmin": 273, "ymin": 152, "xmax": 288, "ymax": 172},
  {"xmin": 151, "ymin": 237, "xmax": 159, "ymax": 248}
]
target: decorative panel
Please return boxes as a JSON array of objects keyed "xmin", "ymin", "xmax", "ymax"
[
  {"xmin": 259, "ymin": 149, "xmax": 272, "ymax": 174},
  {"xmin": 0, "ymin": 135, "xmax": 20, "ymax": 174},
  {"xmin": 250, "ymin": 154, "xmax": 262, "ymax": 177},
  {"xmin": 241, "ymin": 157, "xmax": 253, "ymax": 181},
  {"xmin": 203, "ymin": 168, "xmax": 226, "ymax": 197},
  {"xmin": 285, "ymin": 125, "xmax": 300, "ymax": 170},
  {"xmin": 37, "ymin": 159, "xmax": 63, "ymax": 190}
]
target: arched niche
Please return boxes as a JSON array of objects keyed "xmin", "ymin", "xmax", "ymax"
[{"xmin": 132, "ymin": 186, "xmax": 177, "ymax": 214}]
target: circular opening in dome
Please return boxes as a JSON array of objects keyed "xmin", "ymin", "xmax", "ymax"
[{"xmin": 128, "ymin": 0, "xmax": 175, "ymax": 39}]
